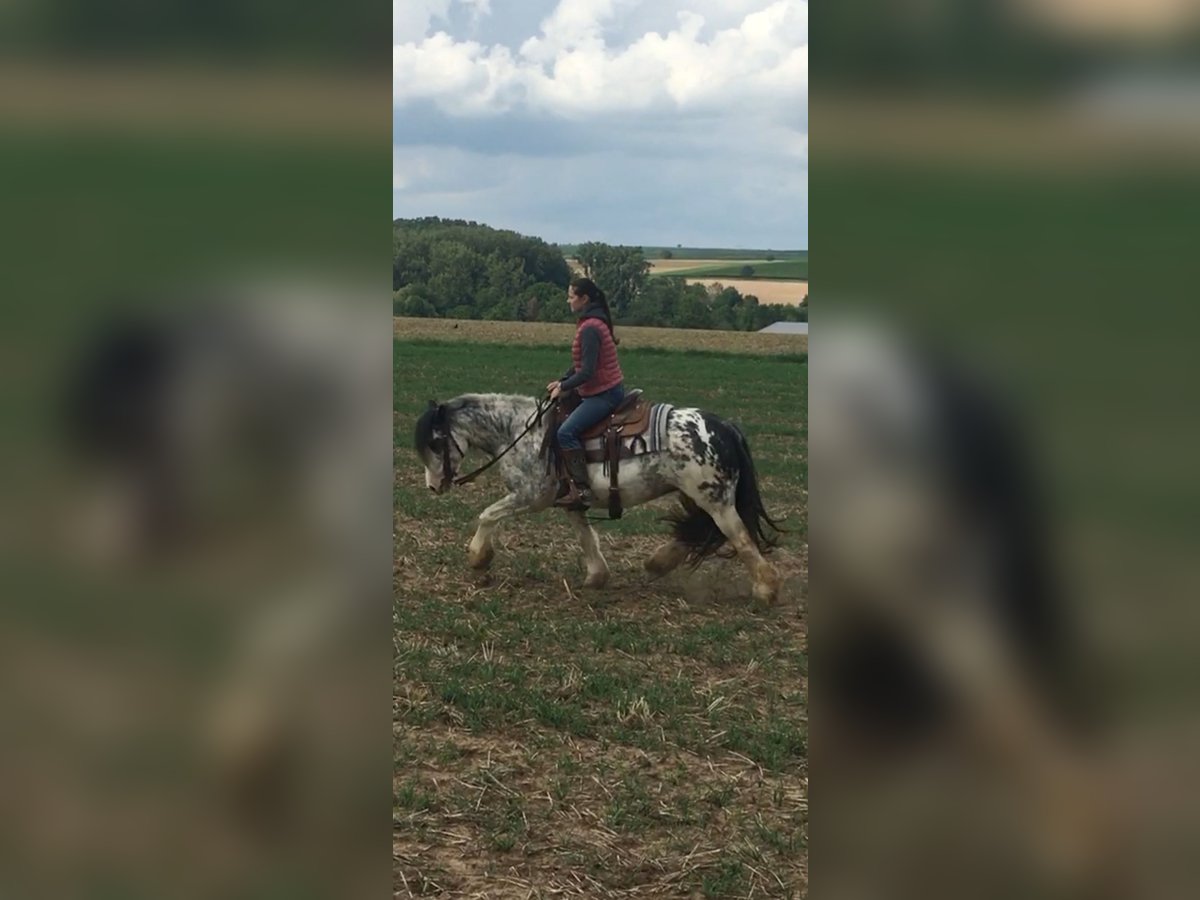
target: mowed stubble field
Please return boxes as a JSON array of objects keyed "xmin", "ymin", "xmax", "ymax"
[
  {"xmin": 393, "ymin": 317, "xmax": 807, "ymax": 354},
  {"xmin": 394, "ymin": 318, "xmax": 807, "ymax": 898}
]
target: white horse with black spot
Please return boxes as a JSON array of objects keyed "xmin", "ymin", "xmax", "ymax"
[{"xmin": 412, "ymin": 393, "xmax": 784, "ymax": 604}]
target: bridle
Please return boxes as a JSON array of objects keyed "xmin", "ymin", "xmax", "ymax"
[
  {"xmin": 434, "ymin": 393, "xmax": 553, "ymax": 491},
  {"xmin": 435, "ymin": 430, "xmax": 466, "ymax": 492}
]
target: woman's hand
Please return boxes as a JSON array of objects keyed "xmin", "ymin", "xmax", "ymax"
[{"xmin": 548, "ymin": 381, "xmax": 562, "ymax": 400}]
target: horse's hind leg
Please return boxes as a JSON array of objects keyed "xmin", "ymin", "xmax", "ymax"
[
  {"xmin": 705, "ymin": 502, "xmax": 781, "ymax": 605},
  {"xmin": 566, "ymin": 509, "xmax": 609, "ymax": 588},
  {"xmin": 645, "ymin": 540, "xmax": 688, "ymax": 576},
  {"xmin": 645, "ymin": 497, "xmax": 695, "ymax": 576}
]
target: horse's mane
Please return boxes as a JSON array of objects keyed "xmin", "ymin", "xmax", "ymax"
[
  {"xmin": 414, "ymin": 394, "xmax": 541, "ymax": 456},
  {"xmin": 413, "ymin": 403, "xmax": 439, "ymax": 455}
]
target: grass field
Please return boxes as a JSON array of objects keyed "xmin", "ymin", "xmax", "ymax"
[
  {"xmin": 643, "ymin": 248, "xmax": 807, "ymax": 262},
  {"xmin": 649, "ymin": 260, "xmax": 809, "ymax": 281},
  {"xmin": 394, "ymin": 322, "xmax": 807, "ymax": 897},
  {"xmin": 558, "ymin": 246, "xmax": 807, "ymax": 263}
]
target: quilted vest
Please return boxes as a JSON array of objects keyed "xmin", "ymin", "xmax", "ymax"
[{"xmin": 571, "ymin": 317, "xmax": 623, "ymax": 396}]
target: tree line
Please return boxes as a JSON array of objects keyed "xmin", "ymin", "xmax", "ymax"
[{"xmin": 392, "ymin": 218, "xmax": 807, "ymax": 331}]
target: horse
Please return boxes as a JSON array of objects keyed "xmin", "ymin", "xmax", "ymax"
[
  {"xmin": 813, "ymin": 320, "xmax": 1120, "ymax": 894},
  {"xmin": 412, "ymin": 392, "xmax": 784, "ymax": 604}
]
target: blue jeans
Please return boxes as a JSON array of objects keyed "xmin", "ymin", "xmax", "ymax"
[{"xmin": 557, "ymin": 384, "xmax": 625, "ymax": 451}]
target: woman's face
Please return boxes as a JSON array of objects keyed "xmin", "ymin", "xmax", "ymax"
[{"xmin": 567, "ymin": 287, "xmax": 588, "ymax": 313}]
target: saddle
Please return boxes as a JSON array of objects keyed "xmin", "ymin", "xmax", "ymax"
[{"xmin": 547, "ymin": 389, "xmax": 650, "ymax": 519}]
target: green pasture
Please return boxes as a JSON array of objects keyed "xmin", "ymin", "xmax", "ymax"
[
  {"xmin": 394, "ymin": 336, "xmax": 807, "ymax": 897},
  {"xmin": 651, "ymin": 260, "xmax": 809, "ymax": 280}
]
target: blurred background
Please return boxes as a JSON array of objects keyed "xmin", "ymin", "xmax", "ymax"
[
  {"xmin": 0, "ymin": 2, "xmax": 389, "ymax": 897},
  {"xmin": 9, "ymin": 0, "xmax": 1200, "ymax": 896},
  {"xmin": 811, "ymin": 1, "xmax": 1200, "ymax": 898}
]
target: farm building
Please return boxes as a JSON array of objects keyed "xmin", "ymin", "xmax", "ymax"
[{"xmin": 758, "ymin": 321, "xmax": 808, "ymax": 335}]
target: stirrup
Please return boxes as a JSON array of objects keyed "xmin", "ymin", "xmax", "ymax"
[{"xmin": 555, "ymin": 482, "xmax": 591, "ymax": 509}]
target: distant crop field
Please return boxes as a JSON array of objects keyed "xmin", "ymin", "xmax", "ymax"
[
  {"xmin": 564, "ymin": 259, "xmax": 808, "ymax": 306},
  {"xmin": 647, "ymin": 258, "xmax": 736, "ymax": 272},
  {"xmin": 559, "ymin": 246, "xmax": 806, "ymax": 262},
  {"xmin": 651, "ymin": 260, "xmax": 809, "ymax": 281},
  {"xmin": 649, "ymin": 248, "xmax": 808, "ymax": 261},
  {"xmin": 394, "ymin": 317, "xmax": 808, "ymax": 354},
  {"xmin": 680, "ymin": 278, "xmax": 808, "ymax": 306},
  {"xmin": 395, "ymin": 331, "xmax": 808, "ymax": 897}
]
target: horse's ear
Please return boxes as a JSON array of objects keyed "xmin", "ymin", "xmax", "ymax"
[{"xmin": 430, "ymin": 401, "xmax": 445, "ymax": 425}]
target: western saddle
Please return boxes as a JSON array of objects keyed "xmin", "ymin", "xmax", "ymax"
[{"xmin": 547, "ymin": 388, "xmax": 651, "ymax": 519}]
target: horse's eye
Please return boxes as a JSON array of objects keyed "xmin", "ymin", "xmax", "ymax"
[{"xmin": 429, "ymin": 438, "xmax": 443, "ymax": 453}]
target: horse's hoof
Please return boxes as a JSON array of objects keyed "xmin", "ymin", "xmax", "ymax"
[
  {"xmin": 644, "ymin": 555, "xmax": 678, "ymax": 576},
  {"xmin": 648, "ymin": 556, "xmax": 676, "ymax": 578},
  {"xmin": 583, "ymin": 571, "xmax": 609, "ymax": 589},
  {"xmin": 643, "ymin": 557, "xmax": 668, "ymax": 576},
  {"xmin": 468, "ymin": 545, "xmax": 494, "ymax": 569},
  {"xmin": 644, "ymin": 542, "xmax": 687, "ymax": 576},
  {"xmin": 753, "ymin": 584, "xmax": 779, "ymax": 606}
]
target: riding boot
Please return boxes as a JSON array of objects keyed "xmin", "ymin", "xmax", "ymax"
[{"xmin": 555, "ymin": 448, "xmax": 593, "ymax": 509}]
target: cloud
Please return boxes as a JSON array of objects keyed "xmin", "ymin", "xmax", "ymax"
[
  {"xmin": 392, "ymin": 1, "xmax": 808, "ymax": 248},
  {"xmin": 518, "ymin": 0, "xmax": 627, "ymax": 62},
  {"xmin": 394, "ymin": 0, "xmax": 495, "ymax": 44},
  {"xmin": 392, "ymin": 143, "xmax": 808, "ymax": 249},
  {"xmin": 393, "ymin": 0, "xmax": 807, "ymax": 119},
  {"xmin": 393, "ymin": 145, "xmax": 510, "ymax": 194},
  {"xmin": 392, "ymin": 0, "xmax": 451, "ymax": 45}
]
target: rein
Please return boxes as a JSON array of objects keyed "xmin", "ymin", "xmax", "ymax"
[{"xmin": 447, "ymin": 393, "xmax": 553, "ymax": 487}]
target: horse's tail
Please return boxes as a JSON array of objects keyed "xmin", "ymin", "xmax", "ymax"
[
  {"xmin": 665, "ymin": 500, "xmax": 730, "ymax": 563},
  {"xmin": 666, "ymin": 420, "xmax": 784, "ymax": 563},
  {"xmin": 730, "ymin": 423, "xmax": 785, "ymax": 555}
]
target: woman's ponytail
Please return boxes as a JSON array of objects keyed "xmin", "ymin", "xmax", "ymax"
[{"xmin": 597, "ymin": 291, "xmax": 619, "ymax": 346}]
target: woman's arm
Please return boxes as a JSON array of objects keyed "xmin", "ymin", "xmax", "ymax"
[{"xmin": 558, "ymin": 327, "xmax": 600, "ymax": 391}]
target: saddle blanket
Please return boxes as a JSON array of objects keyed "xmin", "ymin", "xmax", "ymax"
[{"xmin": 582, "ymin": 402, "xmax": 674, "ymax": 459}]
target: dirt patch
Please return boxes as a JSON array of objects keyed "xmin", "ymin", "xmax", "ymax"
[{"xmin": 394, "ymin": 723, "xmax": 807, "ymax": 898}]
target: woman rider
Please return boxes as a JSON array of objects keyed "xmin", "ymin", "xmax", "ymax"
[{"xmin": 545, "ymin": 277, "xmax": 625, "ymax": 509}]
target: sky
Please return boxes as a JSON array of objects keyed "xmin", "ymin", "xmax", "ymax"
[{"xmin": 393, "ymin": 0, "xmax": 808, "ymax": 250}]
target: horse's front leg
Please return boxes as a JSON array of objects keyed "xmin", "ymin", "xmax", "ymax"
[
  {"xmin": 565, "ymin": 509, "xmax": 609, "ymax": 588},
  {"xmin": 468, "ymin": 492, "xmax": 529, "ymax": 569}
]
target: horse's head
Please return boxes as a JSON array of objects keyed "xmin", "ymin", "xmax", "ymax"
[{"xmin": 414, "ymin": 400, "xmax": 466, "ymax": 494}]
